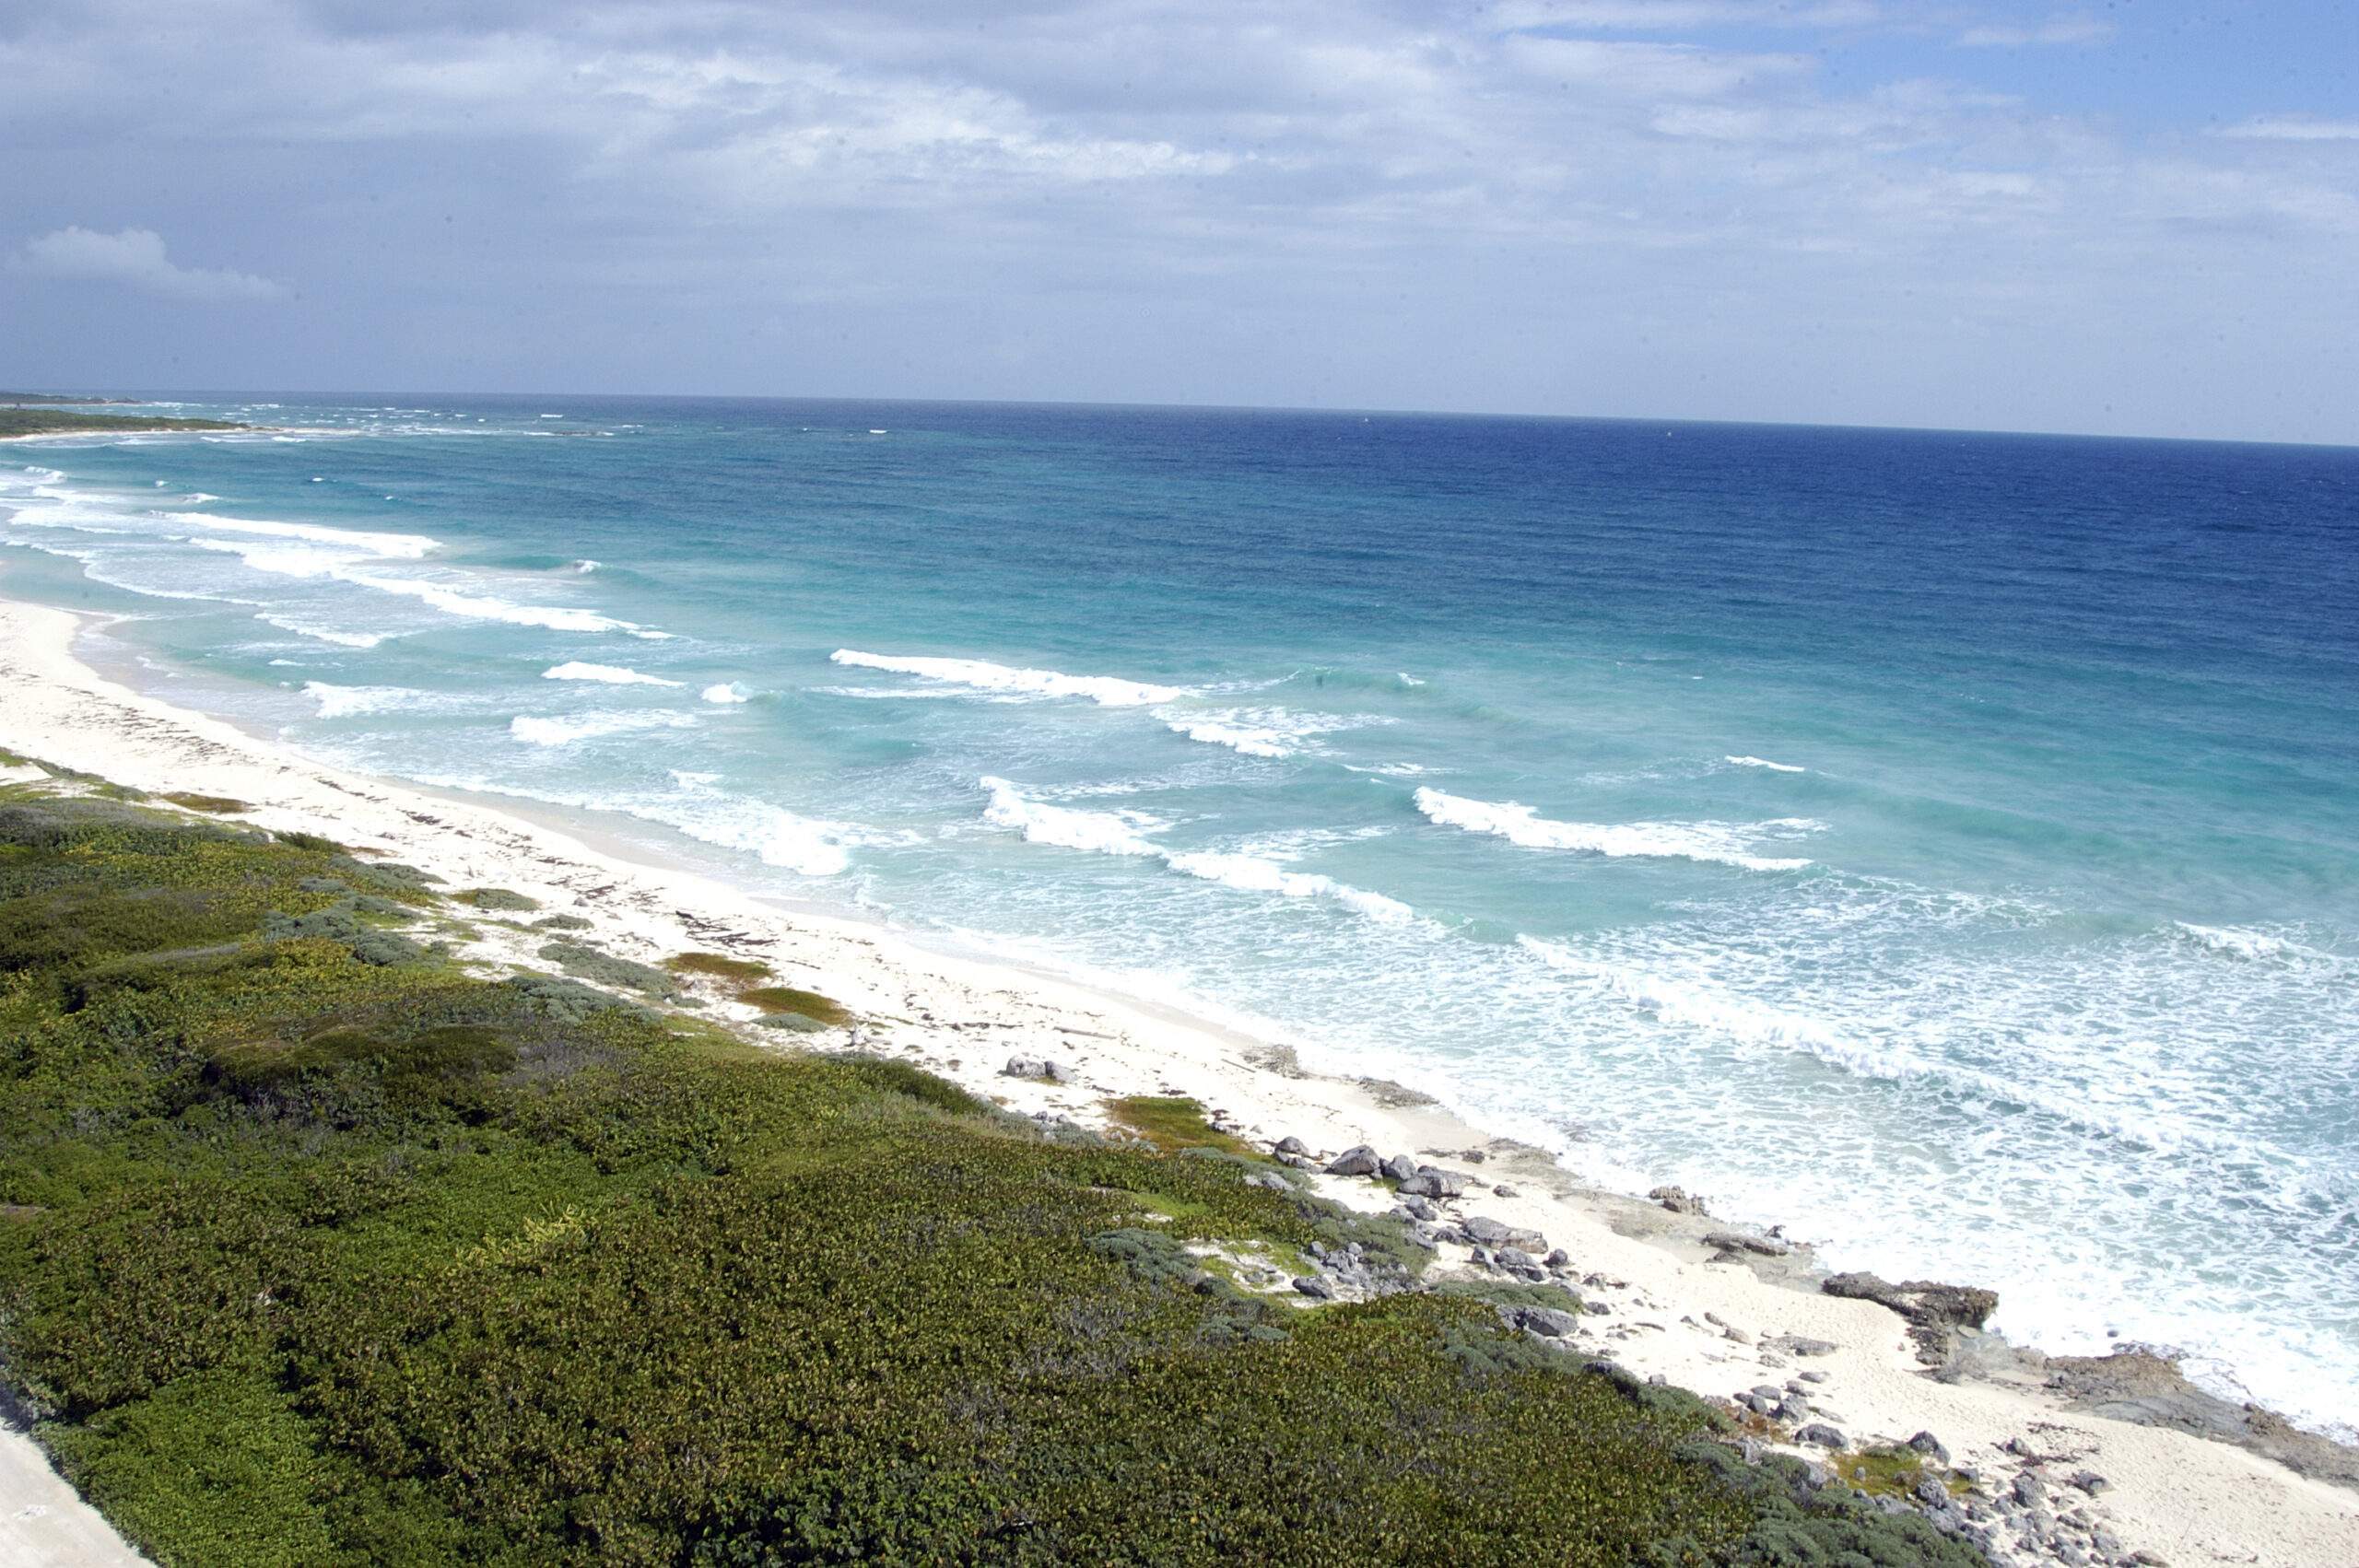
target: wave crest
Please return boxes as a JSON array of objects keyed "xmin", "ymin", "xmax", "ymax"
[
  {"xmin": 979, "ymin": 777, "xmax": 1412, "ymax": 921},
  {"xmin": 543, "ymin": 661, "xmax": 680, "ymax": 687},
  {"xmin": 833, "ymin": 649, "xmax": 1183, "ymax": 707},
  {"xmin": 1414, "ymin": 787, "xmax": 1818, "ymax": 872}
]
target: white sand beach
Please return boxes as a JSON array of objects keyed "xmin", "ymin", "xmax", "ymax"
[{"xmin": 3, "ymin": 594, "xmax": 2353, "ymax": 1568}]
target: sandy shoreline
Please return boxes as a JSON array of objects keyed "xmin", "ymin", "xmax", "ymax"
[{"xmin": 3, "ymin": 595, "xmax": 2354, "ymax": 1566}]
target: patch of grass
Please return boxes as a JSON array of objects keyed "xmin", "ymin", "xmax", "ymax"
[
  {"xmin": 663, "ymin": 951, "xmax": 773, "ymax": 982},
  {"xmin": 452, "ymin": 887, "xmax": 538, "ymax": 912},
  {"xmin": 159, "ymin": 794, "xmax": 248, "ymax": 814},
  {"xmin": 1828, "ymin": 1445, "xmax": 1969, "ymax": 1502},
  {"xmin": 734, "ymin": 983, "xmax": 851, "ymax": 1026},
  {"xmin": 530, "ymin": 914, "xmax": 591, "ymax": 931},
  {"xmin": 1107, "ymin": 1094, "xmax": 1255, "ymax": 1156}
]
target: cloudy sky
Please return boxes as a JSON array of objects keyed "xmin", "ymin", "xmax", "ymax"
[{"xmin": 4, "ymin": 1, "xmax": 2353, "ymax": 441}]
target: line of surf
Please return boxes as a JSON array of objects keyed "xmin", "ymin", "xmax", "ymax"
[
  {"xmin": 980, "ymin": 776, "xmax": 1414, "ymax": 922},
  {"xmin": 832, "ymin": 649, "xmax": 1185, "ymax": 707},
  {"xmin": 1413, "ymin": 787, "xmax": 1820, "ymax": 872}
]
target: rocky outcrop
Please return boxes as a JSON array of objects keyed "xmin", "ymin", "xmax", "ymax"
[
  {"xmin": 2044, "ymin": 1347, "xmax": 2359, "ymax": 1491},
  {"xmin": 1823, "ymin": 1271, "xmax": 1997, "ymax": 1365}
]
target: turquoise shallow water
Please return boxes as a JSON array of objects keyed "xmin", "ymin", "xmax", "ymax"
[{"xmin": 5, "ymin": 395, "xmax": 2355, "ymax": 1435}]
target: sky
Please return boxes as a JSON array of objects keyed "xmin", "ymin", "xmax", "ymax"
[{"xmin": 2, "ymin": 0, "xmax": 2354, "ymax": 442}]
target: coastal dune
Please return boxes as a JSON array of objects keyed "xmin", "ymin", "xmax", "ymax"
[{"xmin": 2, "ymin": 595, "xmax": 2354, "ymax": 1567}]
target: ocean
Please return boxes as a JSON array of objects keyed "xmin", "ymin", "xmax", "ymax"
[{"xmin": 4, "ymin": 394, "xmax": 2354, "ymax": 1437}]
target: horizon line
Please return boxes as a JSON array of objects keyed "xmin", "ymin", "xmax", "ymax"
[{"xmin": 12, "ymin": 384, "xmax": 2358, "ymax": 454}]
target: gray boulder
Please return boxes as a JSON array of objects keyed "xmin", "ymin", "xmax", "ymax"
[
  {"xmin": 1001, "ymin": 1056, "xmax": 1074, "ymax": 1083},
  {"xmin": 1518, "ymin": 1305, "xmax": 1581, "ymax": 1338},
  {"xmin": 1325, "ymin": 1145, "xmax": 1383, "ymax": 1176},
  {"xmin": 1398, "ymin": 1166, "xmax": 1468, "ymax": 1199},
  {"xmin": 1649, "ymin": 1185, "xmax": 1708, "ymax": 1215},
  {"xmin": 1705, "ymin": 1229, "xmax": 1791, "ymax": 1258},
  {"xmin": 1794, "ymin": 1423, "xmax": 1848, "ymax": 1448},
  {"xmin": 1292, "ymin": 1275, "xmax": 1335, "ymax": 1300},
  {"xmin": 1461, "ymin": 1214, "xmax": 1546, "ymax": 1252},
  {"xmin": 1380, "ymin": 1153, "xmax": 1419, "ymax": 1183},
  {"xmin": 1273, "ymin": 1135, "xmax": 1308, "ymax": 1155}
]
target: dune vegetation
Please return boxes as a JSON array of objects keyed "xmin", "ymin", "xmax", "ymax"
[{"xmin": 0, "ymin": 777, "xmax": 1978, "ymax": 1565}]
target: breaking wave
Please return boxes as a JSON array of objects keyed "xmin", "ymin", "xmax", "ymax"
[
  {"xmin": 980, "ymin": 777, "xmax": 1413, "ymax": 921},
  {"xmin": 832, "ymin": 649, "xmax": 1184, "ymax": 707},
  {"xmin": 1413, "ymin": 787, "xmax": 1820, "ymax": 872},
  {"xmin": 543, "ymin": 661, "xmax": 681, "ymax": 687}
]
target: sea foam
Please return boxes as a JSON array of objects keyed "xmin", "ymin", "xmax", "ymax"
[
  {"xmin": 303, "ymin": 682, "xmax": 423, "ymax": 720},
  {"xmin": 1725, "ymin": 755, "xmax": 1807, "ymax": 774},
  {"xmin": 543, "ymin": 661, "xmax": 681, "ymax": 687},
  {"xmin": 1413, "ymin": 787, "xmax": 1819, "ymax": 872},
  {"xmin": 833, "ymin": 649, "xmax": 1184, "ymax": 707},
  {"xmin": 509, "ymin": 713, "xmax": 696, "ymax": 747},
  {"xmin": 980, "ymin": 777, "xmax": 1413, "ymax": 921}
]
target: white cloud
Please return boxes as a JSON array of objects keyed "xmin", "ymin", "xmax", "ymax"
[
  {"xmin": 16, "ymin": 227, "xmax": 286, "ymax": 301},
  {"xmin": 1955, "ymin": 16, "xmax": 2112, "ymax": 48},
  {"xmin": 2220, "ymin": 117, "xmax": 2359, "ymax": 144}
]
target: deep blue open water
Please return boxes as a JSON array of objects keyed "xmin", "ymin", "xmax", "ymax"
[{"xmin": 5, "ymin": 395, "xmax": 2354, "ymax": 1434}]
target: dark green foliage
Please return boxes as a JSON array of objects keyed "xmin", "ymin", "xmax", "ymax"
[
  {"xmin": 0, "ymin": 790, "xmax": 1981, "ymax": 1568},
  {"xmin": 452, "ymin": 886, "xmax": 538, "ymax": 912},
  {"xmin": 160, "ymin": 793, "xmax": 247, "ymax": 814},
  {"xmin": 1675, "ymin": 1443, "xmax": 1988, "ymax": 1567},
  {"xmin": 536, "ymin": 941, "xmax": 680, "ymax": 999},
  {"xmin": 531, "ymin": 913, "xmax": 593, "ymax": 931},
  {"xmin": 0, "ymin": 409, "xmax": 247, "ymax": 437}
]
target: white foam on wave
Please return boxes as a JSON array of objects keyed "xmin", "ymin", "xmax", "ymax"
[
  {"xmin": 1157, "ymin": 705, "xmax": 1380, "ymax": 759},
  {"xmin": 303, "ymin": 682, "xmax": 422, "ymax": 720},
  {"xmin": 1516, "ymin": 936, "xmax": 2218, "ymax": 1153},
  {"xmin": 1726, "ymin": 755, "xmax": 1806, "ymax": 774},
  {"xmin": 257, "ymin": 613, "xmax": 389, "ymax": 649},
  {"xmin": 1164, "ymin": 716, "xmax": 1291, "ymax": 757},
  {"xmin": 658, "ymin": 772, "xmax": 852, "ymax": 876},
  {"xmin": 2173, "ymin": 923, "xmax": 2321, "ymax": 963},
  {"xmin": 571, "ymin": 559, "xmax": 600, "ymax": 573},
  {"xmin": 832, "ymin": 649, "xmax": 1184, "ymax": 707},
  {"xmin": 164, "ymin": 511, "xmax": 437, "ymax": 559},
  {"xmin": 19, "ymin": 486, "xmax": 666, "ymax": 641},
  {"xmin": 979, "ymin": 777, "xmax": 1414, "ymax": 922},
  {"xmin": 1414, "ymin": 787, "xmax": 1819, "ymax": 872},
  {"xmin": 701, "ymin": 683, "xmax": 751, "ymax": 704},
  {"xmin": 509, "ymin": 712, "xmax": 697, "ymax": 747},
  {"xmin": 543, "ymin": 661, "xmax": 680, "ymax": 688},
  {"xmin": 338, "ymin": 571, "xmax": 666, "ymax": 638}
]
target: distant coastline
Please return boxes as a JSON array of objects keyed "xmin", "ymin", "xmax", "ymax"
[{"xmin": 0, "ymin": 403, "xmax": 249, "ymax": 439}]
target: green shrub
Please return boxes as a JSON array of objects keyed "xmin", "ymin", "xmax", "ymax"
[
  {"xmin": 452, "ymin": 887, "xmax": 538, "ymax": 912},
  {"xmin": 535, "ymin": 941, "xmax": 679, "ymax": 1000},
  {"xmin": 0, "ymin": 788, "xmax": 1982, "ymax": 1568}
]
